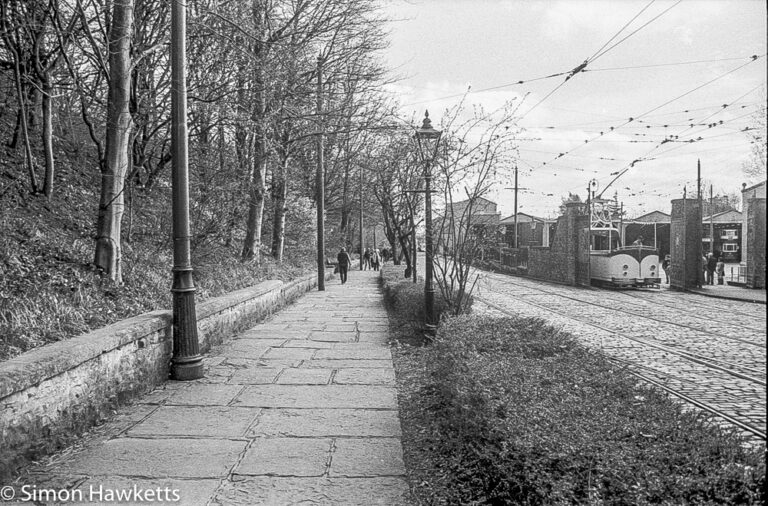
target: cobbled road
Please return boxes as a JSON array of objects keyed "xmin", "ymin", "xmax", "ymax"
[{"xmin": 473, "ymin": 271, "xmax": 766, "ymax": 443}]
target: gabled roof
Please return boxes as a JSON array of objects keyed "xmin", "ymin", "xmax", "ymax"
[
  {"xmin": 448, "ymin": 196, "xmax": 498, "ymax": 208},
  {"xmin": 499, "ymin": 212, "xmax": 548, "ymax": 224},
  {"xmin": 630, "ymin": 210, "xmax": 670, "ymax": 223},
  {"xmin": 704, "ymin": 208, "xmax": 741, "ymax": 223}
]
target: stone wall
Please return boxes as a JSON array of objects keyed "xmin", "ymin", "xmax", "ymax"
[
  {"xmin": 526, "ymin": 202, "xmax": 587, "ymax": 286},
  {"xmin": 746, "ymin": 198, "xmax": 766, "ymax": 289},
  {"xmin": 0, "ymin": 272, "xmax": 329, "ymax": 480},
  {"xmin": 670, "ymin": 198, "xmax": 702, "ymax": 290}
]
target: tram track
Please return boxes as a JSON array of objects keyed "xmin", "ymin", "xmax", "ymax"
[
  {"xmin": 475, "ymin": 292, "xmax": 765, "ymax": 386},
  {"xmin": 609, "ymin": 356, "xmax": 767, "ymax": 441},
  {"xmin": 485, "ymin": 275, "xmax": 766, "ymax": 350},
  {"xmin": 474, "ymin": 292, "xmax": 766, "ymax": 441},
  {"xmin": 613, "ymin": 288, "xmax": 766, "ymax": 327}
]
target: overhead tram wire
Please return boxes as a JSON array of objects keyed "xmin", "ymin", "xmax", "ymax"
[
  {"xmin": 403, "ymin": 1, "xmax": 676, "ymax": 119},
  {"xmin": 585, "ymin": 0, "xmax": 658, "ymax": 62},
  {"xmin": 592, "ymin": 80, "xmax": 766, "ymax": 198},
  {"xmin": 585, "ymin": 55, "xmax": 763, "ymax": 73},
  {"xmin": 516, "ymin": 0, "xmax": 685, "ymax": 124},
  {"xmin": 529, "ymin": 54, "xmax": 765, "ymax": 172},
  {"xmin": 588, "ymin": 0, "xmax": 683, "ymax": 64},
  {"xmin": 617, "ymin": 83, "xmax": 766, "ymax": 164}
]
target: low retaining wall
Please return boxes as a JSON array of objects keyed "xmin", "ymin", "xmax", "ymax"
[{"xmin": 0, "ymin": 271, "xmax": 330, "ymax": 480}]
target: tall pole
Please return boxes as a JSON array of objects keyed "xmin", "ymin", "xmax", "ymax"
[
  {"xmin": 411, "ymin": 213, "xmax": 417, "ymax": 283},
  {"xmin": 697, "ymin": 159, "xmax": 703, "ymax": 287},
  {"xmin": 586, "ymin": 183, "xmax": 591, "ymax": 285},
  {"xmin": 359, "ymin": 165, "xmax": 364, "ymax": 270},
  {"xmin": 513, "ymin": 165, "xmax": 519, "ymax": 248},
  {"xmin": 424, "ymin": 162, "xmax": 435, "ymax": 330},
  {"xmin": 316, "ymin": 56, "xmax": 325, "ymax": 290},
  {"xmin": 170, "ymin": 0, "xmax": 202, "ymax": 380},
  {"xmin": 683, "ymin": 187, "xmax": 687, "ymax": 289},
  {"xmin": 620, "ymin": 202, "xmax": 624, "ymax": 246},
  {"xmin": 709, "ymin": 184, "xmax": 714, "ymax": 257}
]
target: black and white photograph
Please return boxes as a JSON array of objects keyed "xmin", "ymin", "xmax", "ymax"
[{"xmin": 1, "ymin": 0, "xmax": 765, "ymax": 504}]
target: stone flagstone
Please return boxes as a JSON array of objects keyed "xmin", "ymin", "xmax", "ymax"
[{"xmin": 16, "ymin": 269, "xmax": 409, "ymax": 505}]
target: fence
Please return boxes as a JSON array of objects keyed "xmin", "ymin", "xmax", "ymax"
[{"xmin": 727, "ymin": 264, "xmax": 747, "ymax": 285}]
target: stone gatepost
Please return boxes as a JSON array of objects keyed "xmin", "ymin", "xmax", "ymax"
[
  {"xmin": 670, "ymin": 198, "xmax": 702, "ymax": 290},
  {"xmin": 746, "ymin": 197, "xmax": 766, "ymax": 289}
]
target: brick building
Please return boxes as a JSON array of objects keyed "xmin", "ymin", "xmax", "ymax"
[
  {"xmin": 437, "ymin": 196, "xmax": 501, "ymax": 252},
  {"xmin": 499, "ymin": 213, "xmax": 555, "ymax": 247},
  {"xmin": 702, "ymin": 208, "xmax": 742, "ymax": 261}
]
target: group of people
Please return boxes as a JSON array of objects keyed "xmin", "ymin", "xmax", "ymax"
[
  {"xmin": 704, "ymin": 252, "xmax": 726, "ymax": 285},
  {"xmin": 362, "ymin": 248, "xmax": 381, "ymax": 271},
  {"xmin": 334, "ymin": 246, "xmax": 386, "ymax": 284},
  {"xmin": 659, "ymin": 252, "xmax": 726, "ymax": 286}
]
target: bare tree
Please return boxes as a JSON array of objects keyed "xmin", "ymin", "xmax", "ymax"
[
  {"xmin": 93, "ymin": 0, "xmax": 134, "ymax": 282},
  {"xmin": 431, "ymin": 100, "xmax": 523, "ymax": 316},
  {"xmin": 742, "ymin": 89, "xmax": 766, "ymax": 183}
]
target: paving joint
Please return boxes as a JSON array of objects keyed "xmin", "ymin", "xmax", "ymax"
[{"xmin": 15, "ymin": 269, "xmax": 410, "ymax": 505}]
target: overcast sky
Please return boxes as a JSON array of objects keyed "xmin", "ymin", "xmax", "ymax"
[{"xmin": 382, "ymin": 0, "xmax": 767, "ymax": 218}]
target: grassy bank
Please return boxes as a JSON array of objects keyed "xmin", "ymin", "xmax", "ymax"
[
  {"xmin": 382, "ymin": 265, "xmax": 766, "ymax": 505},
  {"xmin": 0, "ymin": 193, "xmax": 313, "ymax": 361}
]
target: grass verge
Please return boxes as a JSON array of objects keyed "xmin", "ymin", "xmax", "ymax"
[{"xmin": 383, "ymin": 265, "xmax": 766, "ymax": 505}]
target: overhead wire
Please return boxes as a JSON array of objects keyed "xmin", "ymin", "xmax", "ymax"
[
  {"xmin": 529, "ymin": 55, "xmax": 765, "ymax": 171},
  {"xmin": 589, "ymin": 0, "xmax": 683, "ymax": 64}
]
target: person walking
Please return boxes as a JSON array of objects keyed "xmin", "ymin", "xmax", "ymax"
[
  {"xmin": 362, "ymin": 248, "xmax": 371, "ymax": 270},
  {"xmin": 662, "ymin": 254, "xmax": 671, "ymax": 284},
  {"xmin": 706, "ymin": 252, "xmax": 717, "ymax": 285},
  {"xmin": 372, "ymin": 249, "xmax": 381, "ymax": 271},
  {"xmin": 337, "ymin": 247, "xmax": 352, "ymax": 284},
  {"xmin": 716, "ymin": 256, "xmax": 725, "ymax": 285}
]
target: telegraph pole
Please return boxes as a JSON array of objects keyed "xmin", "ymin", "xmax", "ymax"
[
  {"xmin": 683, "ymin": 187, "xmax": 687, "ymax": 289},
  {"xmin": 359, "ymin": 165, "xmax": 364, "ymax": 270},
  {"xmin": 170, "ymin": 0, "xmax": 202, "ymax": 380},
  {"xmin": 709, "ymin": 184, "xmax": 714, "ymax": 257},
  {"xmin": 316, "ymin": 56, "xmax": 325, "ymax": 290},
  {"xmin": 513, "ymin": 166, "xmax": 519, "ymax": 248},
  {"xmin": 697, "ymin": 159, "xmax": 703, "ymax": 287}
]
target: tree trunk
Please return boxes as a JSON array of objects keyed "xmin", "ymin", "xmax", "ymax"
[
  {"xmin": 41, "ymin": 77, "xmax": 55, "ymax": 199},
  {"xmin": 241, "ymin": 81, "xmax": 266, "ymax": 261},
  {"xmin": 241, "ymin": 8, "xmax": 266, "ymax": 261},
  {"xmin": 94, "ymin": 0, "xmax": 133, "ymax": 283},
  {"xmin": 271, "ymin": 149, "xmax": 288, "ymax": 261},
  {"xmin": 241, "ymin": 134, "xmax": 266, "ymax": 260}
]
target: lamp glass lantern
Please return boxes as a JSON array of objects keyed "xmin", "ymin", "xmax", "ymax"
[{"xmin": 414, "ymin": 111, "xmax": 442, "ymax": 164}]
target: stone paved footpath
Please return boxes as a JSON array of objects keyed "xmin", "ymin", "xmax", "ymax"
[{"xmin": 14, "ymin": 269, "xmax": 410, "ymax": 506}]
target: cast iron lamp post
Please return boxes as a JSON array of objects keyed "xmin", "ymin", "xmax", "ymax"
[
  {"xmin": 170, "ymin": 0, "xmax": 203, "ymax": 380},
  {"xmin": 414, "ymin": 111, "xmax": 442, "ymax": 332}
]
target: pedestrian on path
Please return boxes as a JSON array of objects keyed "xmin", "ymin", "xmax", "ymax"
[
  {"xmin": 372, "ymin": 249, "xmax": 381, "ymax": 271},
  {"xmin": 706, "ymin": 253, "xmax": 717, "ymax": 285},
  {"xmin": 337, "ymin": 247, "xmax": 352, "ymax": 284},
  {"xmin": 662, "ymin": 254, "xmax": 671, "ymax": 284},
  {"xmin": 716, "ymin": 257, "xmax": 725, "ymax": 285},
  {"xmin": 363, "ymin": 248, "xmax": 371, "ymax": 270}
]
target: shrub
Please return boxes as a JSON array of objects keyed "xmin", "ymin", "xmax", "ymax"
[
  {"xmin": 381, "ymin": 264, "xmax": 471, "ymax": 334},
  {"xmin": 414, "ymin": 314, "xmax": 766, "ymax": 505}
]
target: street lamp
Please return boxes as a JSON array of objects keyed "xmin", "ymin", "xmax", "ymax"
[
  {"xmin": 169, "ymin": 0, "xmax": 203, "ymax": 380},
  {"xmin": 414, "ymin": 111, "xmax": 442, "ymax": 332}
]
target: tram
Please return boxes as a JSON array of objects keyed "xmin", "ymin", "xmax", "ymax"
[{"xmin": 589, "ymin": 198, "xmax": 661, "ymax": 288}]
